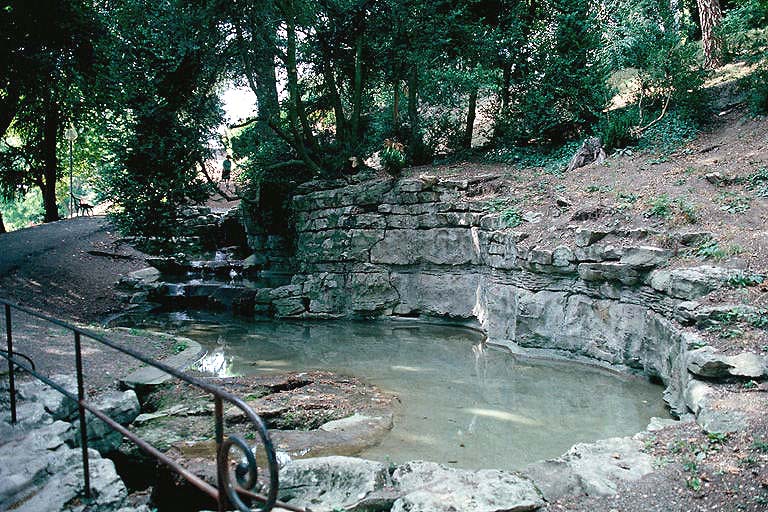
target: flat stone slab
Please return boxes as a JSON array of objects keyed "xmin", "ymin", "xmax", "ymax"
[
  {"xmin": 392, "ymin": 461, "xmax": 543, "ymax": 512},
  {"xmin": 523, "ymin": 436, "xmax": 654, "ymax": 501},
  {"xmin": 120, "ymin": 335, "xmax": 204, "ymax": 388},
  {"xmin": 279, "ymin": 456, "xmax": 390, "ymax": 511}
]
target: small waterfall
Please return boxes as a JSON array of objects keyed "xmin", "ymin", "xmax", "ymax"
[
  {"xmin": 213, "ymin": 251, "xmax": 228, "ymax": 262},
  {"xmin": 166, "ymin": 283, "xmax": 186, "ymax": 297}
]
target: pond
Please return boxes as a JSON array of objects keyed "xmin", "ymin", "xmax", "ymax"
[{"xmin": 131, "ymin": 312, "xmax": 669, "ymax": 471}]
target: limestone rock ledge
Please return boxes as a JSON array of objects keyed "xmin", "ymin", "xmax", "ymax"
[
  {"xmin": 242, "ymin": 176, "xmax": 759, "ymax": 420},
  {"xmin": 1, "ymin": 378, "xmax": 146, "ymax": 512}
]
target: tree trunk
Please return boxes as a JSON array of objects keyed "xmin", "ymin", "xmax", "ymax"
[
  {"xmin": 393, "ymin": 80, "xmax": 400, "ymax": 126},
  {"xmin": 319, "ymin": 37, "xmax": 348, "ymax": 146},
  {"xmin": 0, "ymin": 211, "xmax": 6, "ymax": 234},
  {"xmin": 407, "ymin": 66, "xmax": 419, "ymax": 152},
  {"xmin": 351, "ymin": 33, "xmax": 364, "ymax": 143},
  {"xmin": 501, "ymin": 59, "xmax": 512, "ymax": 111},
  {"xmin": 463, "ymin": 88, "xmax": 478, "ymax": 150},
  {"xmin": 697, "ymin": 0, "xmax": 723, "ymax": 68},
  {"xmin": 41, "ymin": 101, "xmax": 60, "ymax": 223},
  {"xmin": 284, "ymin": 14, "xmax": 322, "ymax": 175}
]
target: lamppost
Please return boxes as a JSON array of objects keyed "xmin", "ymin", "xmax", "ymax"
[{"xmin": 64, "ymin": 124, "xmax": 78, "ymax": 218}]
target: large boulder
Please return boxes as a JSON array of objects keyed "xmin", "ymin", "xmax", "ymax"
[
  {"xmin": 687, "ymin": 346, "xmax": 767, "ymax": 379},
  {"xmin": 649, "ymin": 266, "xmax": 738, "ymax": 300},
  {"xmin": 278, "ymin": 456, "xmax": 390, "ymax": 511},
  {"xmin": 0, "ymin": 421, "xmax": 128, "ymax": 512},
  {"xmin": 619, "ymin": 246, "xmax": 671, "ymax": 268},
  {"xmin": 72, "ymin": 390, "xmax": 140, "ymax": 453},
  {"xmin": 523, "ymin": 436, "xmax": 654, "ymax": 501},
  {"xmin": 391, "ymin": 461, "xmax": 543, "ymax": 512},
  {"xmin": 370, "ymin": 228, "xmax": 481, "ymax": 266}
]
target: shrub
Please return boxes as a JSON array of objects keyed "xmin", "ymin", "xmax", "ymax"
[
  {"xmin": 500, "ymin": 207, "xmax": 523, "ymax": 228},
  {"xmin": 596, "ymin": 108, "xmax": 639, "ymax": 151},
  {"xmin": 692, "ymin": 238, "xmax": 743, "ymax": 260},
  {"xmin": 728, "ymin": 272, "xmax": 765, "ymax": 287},
  {"xmin": 747, "ymin": 166, "xmax": 768, "ymax": 197},
  {"xmin": 637, "ymin": 112, "xmax": 699, "ymax": 155},
  {"xmin": 646, "ymin": 194, "xmax": 672, "ymax": 219},
  {"xmin": 380, "ymin": 139, "xmax": 407, "ymax": 176},
  {"xmin": 676, "ymin": 197, "xmax": 699, "ymax": 224}
]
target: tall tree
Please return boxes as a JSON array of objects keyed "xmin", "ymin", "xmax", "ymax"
[
  {"xmin": 0, "ymin": 0, "xmax": 99, "ymax": 222},
  {"xmin": 99, "ymin": 0, "xmax": 229, "ymax": 237}
]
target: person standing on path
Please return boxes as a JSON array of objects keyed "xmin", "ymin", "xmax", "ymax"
[{"xmin": 222, "ymin": 154, "xmax": 232, "ymax": 184}]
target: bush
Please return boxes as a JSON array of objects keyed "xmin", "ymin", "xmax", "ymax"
[
  {"xmin": 742, "ymin": 67, "xmax": 768, "ymax": 114},
  {"xmin": 494, "ymin": 0, "xmax": 610, "ymax": 145},
  {"xmin": 646, "ymin": 194, "xmax": 672, "ymax": 219},
  {"xmin": 596, "ymin": 107, "xmax": 639, "ymax": 150},
  {"xmin": 637, "ymin": 112, "xmax": 699, "ymax": 154},
  {"xmin": 380, "ymin": 140, "xmax": 407, "ymax": 176}
]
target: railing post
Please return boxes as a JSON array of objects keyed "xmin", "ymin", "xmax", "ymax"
[
  {"xmin": 74, "ymin": 331, "xmax": 91, "ymax": 498},
  {"xmin": 215, "ymin": 396, "xmax": 229, "ymax": 512},
  {"xmin": 5, "ymin": 304, "xmax": 17, "ymax": 424}
]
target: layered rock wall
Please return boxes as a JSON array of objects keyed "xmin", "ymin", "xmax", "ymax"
[{"xmin": 249, "ymin": 175, "xmax": 755, "ymax": 414}]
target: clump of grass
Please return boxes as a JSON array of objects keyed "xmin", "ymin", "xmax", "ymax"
[
  {"xmin": 717, "ymin": 191, "xmax": 751, "ymax": 213},
  {"xmin": 172, "ymin": 340, "xmax": 188, "ymax": 354},
  {"xmin": 500, "ymin": 207, "xmax": 523, "ymax": 228},
  {"xmin": 675, "ymin": 197, "xmax": 699, "ymax": 224},
  {"xmin": 728, "ymin": 272, "xmax": 765, "ymax": 288},
  {"xmin": 586, "ymin": 184, "xmax": 613, "ymax": 193},
  {"xmin": 617, "ymin": 191, "xmax": 639, "ymax": 203},
  {"xmin": 746, "ymin": 167, "xmax": 768, "ymax": 197},
  {"xmin": 646, "ymin": 194, "xmax": 673, "ymax": 219},
  {"xmin": 691, "ymin": 238, "xmax": 743, "ymax": 260}
]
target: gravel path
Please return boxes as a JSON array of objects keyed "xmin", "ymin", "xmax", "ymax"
[{"xmin": 0, "ymin": 216, "xmax": 147, "ymax": 323}]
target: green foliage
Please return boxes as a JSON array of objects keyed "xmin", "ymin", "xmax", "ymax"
[
  {"xmin": 596, "ymin": 108, "xmax": 639, "ymax": 151},
  {"xmin": 720, "ymin": 0, "xmax": 768, "ymax": 113},
  {"xmin": 675, "ymin": 197, "xmax": 699, "ymax": 224},
  {"xmin": 746, "ymin": 309, "xmax": 768, "ymax": 329},
  {"xmin": 604, "ymin": 0, "xmax": 708, "ymax": 125},
  {"xmin": 485, "ymin": 197, "xmax": 523, "ymax": 228},
  {"xmin": 636, "ymin": 112, "xmax": 700, "ymax": 155},
  {"xmin": 717, "ymin": 192, "xmax": 752, "ymax": 213},
  {"xmin": 728, "ymin": 272, "xmax": 766, "ymax": 288},
  {"xmin": 692, "ymin": 238, "xmax": 743, "ymax": 260},
  {"xmin": 380, "ymin": 141, "xmax": 407, "ymax": 176},
  {"xmin": 746, "ymin": 167, "xmax": 768, "ymax": 197},
  {"xmin": 171, "ymin": 340, "xmax": 188, "ymax": 354},
  {"xmin": 752, "ymin": 438, "xmax": 768, "ymax": 453},
  {"xmin": 495, "ymin": 0, "xmax": 610, "ymax": 145},
  {"xmin": 99, "ymin": 0, "xmax": 226, "ymax": 238},
  {"xmin": 486, "ymin": 142, "xmax": 580, "ymax": 175},
  {"xmin": 0, "ymin": 191, "xmax": 44, "ymax": 231},
  {"xmin": 646, "ymin": 194, "xmax": 672, "ymax": 219},
  {"xmin": 500, "ymin": 207, "xmax": 523, "ymax": 228}
]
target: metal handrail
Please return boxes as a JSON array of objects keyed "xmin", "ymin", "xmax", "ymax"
[{"xmin": 0, "ymin": 299, "xmax": 299, "ymax": 512}]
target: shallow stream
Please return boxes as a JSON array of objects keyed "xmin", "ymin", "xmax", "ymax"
[{"xmin": 134, "ymin": 312, "xmax": 668, "ymax": 470}]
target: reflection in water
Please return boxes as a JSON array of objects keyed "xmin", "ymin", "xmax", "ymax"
[
  {"xmin": 136, "ymin": 314, "xmax": 670, "ymax": 471},
  {"xmin": 196, "ymin": 335, "xmax": 235, "ymax": 377}
]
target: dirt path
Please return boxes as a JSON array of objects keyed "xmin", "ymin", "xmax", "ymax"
[{"xmin": 0, "ymin": 216, "xmax": 148, "ymax": 323}]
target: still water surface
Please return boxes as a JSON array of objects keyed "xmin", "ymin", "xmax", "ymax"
[{"xmin": 138, "ymin": 313, "xmax": 669, "ymax": 470}]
